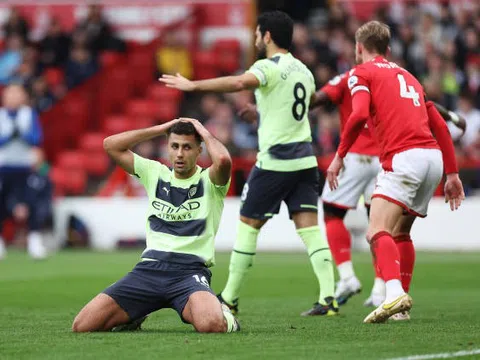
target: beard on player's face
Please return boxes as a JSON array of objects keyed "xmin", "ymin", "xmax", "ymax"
[
  {"xmin": 256, "ymin": 45, "xmax": 267, "ymax": 60},
  {"xmin": 255, "ymin": 28, "xmax": 267, "ymax": 59}
]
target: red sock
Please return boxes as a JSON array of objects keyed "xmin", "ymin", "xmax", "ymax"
[
  {"xmin": 370, "ymin": 231, "xmax": 401, "ymax": 282},
  {"xmin": 372, "ymin": 255, "xmax": 382, "ymax": 279},
  {"xmin": 324, "ymin": 216, "xmax": 351, "ymax": 266},
  {"xmin": 394, "ymin": 234, "xmax": 415, "ymax": 292}
]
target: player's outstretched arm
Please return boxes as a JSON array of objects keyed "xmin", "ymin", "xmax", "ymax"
[
  {"xmin": 103, "ymin": 119, "xmax": 180, "ymax": 175},
  {"xmin": 159, "ymin": 72, "xmax": 260, "ymax": 93},
  {"xmin": 431, "ymin": 101, "xmax": 467, "ymax": 134},
  {"xmin": 179, "ymin": 118, "xmax": 232, "ymax": 186}
]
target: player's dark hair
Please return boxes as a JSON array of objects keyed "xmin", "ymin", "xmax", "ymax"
[
  {"xmin": 257, "ymin": 10, "xmax": 293, "ymax": 50},
  {"xmin": 355, "ymin": 20, "xmax": 390, "ymax": 55},
  {"xmin": 167, "ymin": 121, "xmax": 202, "ymax": 144}
]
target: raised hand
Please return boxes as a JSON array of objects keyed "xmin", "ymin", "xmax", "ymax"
[{"xmin": 159, "ymin": 73, "xmax": 195, "ymax": 91}]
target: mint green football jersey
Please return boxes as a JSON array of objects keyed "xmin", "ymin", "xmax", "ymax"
[
  {"xmin": 247, "ymin": 52, "xmax": 318, "ymax": 171},
  {"xmin": 133, "ymin": 154, "xmax": 229, "ymax": 266}
]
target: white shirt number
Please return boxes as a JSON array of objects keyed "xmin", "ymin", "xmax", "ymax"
[{"xmin": 397, "ymin": 74, "xmax": 420, "ymax": 107}]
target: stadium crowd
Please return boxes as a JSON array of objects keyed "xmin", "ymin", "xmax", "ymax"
[
  {"xmin": 176, "ymin": 1, "xmax": 480, "ymax": 163},
  {"xmin": 0, "ymin": 1, "xmax": 479, "ymax": 200},
  {"xmin": 0, "ymin": 5, "xmax": 124, "ymax": 112}
]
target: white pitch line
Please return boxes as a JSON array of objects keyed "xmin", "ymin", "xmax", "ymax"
[{"xmin": 386, "ymin": 349, "xmax": 480, "ymax": 360}]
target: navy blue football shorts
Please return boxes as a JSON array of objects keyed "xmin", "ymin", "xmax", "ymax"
[
  {"xmin": 103, "ymin": 250, "xmax": 215, "ymax": 323},
  {"xmin": 240, "ymin": 166, "xmax": 319, "ymax": 220}
]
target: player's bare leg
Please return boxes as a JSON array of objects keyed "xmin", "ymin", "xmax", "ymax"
[
  {"xmin": 183, "ymin": 291, "xmax": 239, "ymax": 333},
  {"xmin": 389, "ymin": 214, "xmax": 416, "ymax": 321},
  {"xmin": 294, "ymin": 212, "xmax": 337, "ymax": 316},
  {"xmin": 219, "ymin": 216, "xmax": 267, "ymax": 314},
  {"xmin": 72, "ymin": 293, "xmax": 131, "ymax": 332},
  {"xmin": 363, "ymin": 198, "xmax": 413, "ymax": 323}
]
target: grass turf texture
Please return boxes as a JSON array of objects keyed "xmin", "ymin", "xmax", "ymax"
[{"xmin": 0, "ymin": 251, "xmax": 479, "ymax": 360}]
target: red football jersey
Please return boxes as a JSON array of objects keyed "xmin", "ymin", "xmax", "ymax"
[
  {"xmin": 346, "ymin": 56, "xmax": 439, "ymax": 170},
  {"xmin": 321, "ymin": 72, "xmax": 378, "ymax": 156}
]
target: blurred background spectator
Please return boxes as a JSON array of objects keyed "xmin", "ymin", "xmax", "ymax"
[{"xmin": 0, "ymin": 84, "xmax": 48, "ymax": 259}]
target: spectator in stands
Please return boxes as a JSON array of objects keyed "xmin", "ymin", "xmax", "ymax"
[
  {"xmin": 10, "ymin": 61, "xmax": 36, "ymax": 88},
  {"xmin": 156, "ymin": 31, "xmax": 193, "ymax": 80},
  {"xmin": 65, "ymin": 45, "xmax": 99, "ymax": 89},
  {"xmin": 0, "ymin": 84, "xmax": 47, "ymax": 259},
  {"xmin": 0, "ymin": 34, "xmax": 24, "ymax": 85},
  {"xmin": 30, "ymin": 76, "xmax": 55, "ymax": 112},
  {"xmin": 39, "ymin": 18, "xmax": 71, "ymax": 68},
  {"xmin": 205, "ymin": 102, "xmax": 239, "ymax": 156},
  {"xmin": 76, "ymin": 4, "xmax": 125, "ymax": 53},
  {"xmin": 3, "ymin": 8, "xmax": 29, "ymax": 41}
]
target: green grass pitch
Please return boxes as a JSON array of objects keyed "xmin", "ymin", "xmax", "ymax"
[{"xmin": 0, "ymin": 250, "xmax": 479, "ymax": 360}]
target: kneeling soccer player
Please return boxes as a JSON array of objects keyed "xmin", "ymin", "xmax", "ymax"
[{"xmin": 72, "ymin": 118, "xmax": 239, "ymax": 333}]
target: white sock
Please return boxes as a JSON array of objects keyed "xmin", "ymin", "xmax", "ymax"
[
  {"xmin": 337, "ymin": 261, "xmax": 355, "ymax": 281},
  {"xmin": 222, "ymin": 306, "xmax": 239, "ymax": 333},
  {"xmin": 385, "ymin": 279, "xmax": 405, "ymax": 303},
  {"xmin": 0, "ymin": 236, "xmax": 6, "ymax": 259},
  {"xmin": 372, "ymin": 277, "xmax": 385, "ymax": 295},
  {"xmin": 27, "ymin": 231, "xmax": 47, "ymax": 259}
]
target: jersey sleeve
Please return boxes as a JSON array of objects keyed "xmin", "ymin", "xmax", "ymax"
[
  {"xmin": 347, "ymin": 66, "xmax": 371, "ymax": 96},
  {"xmin": 321, "ymin": 74, "xmax": 346, "ymax": 104},
  {"xmin": 203, "ymin": 168, "xmax": 230, "ymax": 199},
  {"xmin": 246, "ymin": 59, "xmax": 275, "ymax": 88},
  {"xmin": 133, "ymin": 153, "xmax": 165, "ymax": 190}
]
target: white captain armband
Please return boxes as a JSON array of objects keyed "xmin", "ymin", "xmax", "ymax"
[{"xmin": 350, "ymin": 85, "xmax": 370, "ymax": 95}]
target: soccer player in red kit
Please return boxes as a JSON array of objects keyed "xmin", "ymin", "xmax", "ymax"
[
  {"xmin": 312, "ymin": 72, "xmax": 465, "ymax": 311},
  {"xmin": 311, "ymin": 73, "xmax": 384, "ymax": 307},
  {"xmin": 326, "ymin": 21, "xmax": 465, "ymax": 323}
]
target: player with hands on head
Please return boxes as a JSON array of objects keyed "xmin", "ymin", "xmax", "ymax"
[{"xmin": 72, "ymin": 118, "xmax": 240, "ymax": 333}]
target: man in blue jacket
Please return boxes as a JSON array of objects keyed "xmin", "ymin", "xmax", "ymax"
[{"xmin": 0, "ymin": 84, "xmax": 47, "ymax": 259}]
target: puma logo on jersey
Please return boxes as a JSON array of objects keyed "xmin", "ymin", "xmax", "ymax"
[{"xmin": 162, "ymin": 187, "xmax": 170, "ymax": 196}]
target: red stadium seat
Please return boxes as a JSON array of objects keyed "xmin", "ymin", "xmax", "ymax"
[
  {"xmin": 79, "ymin": 132, "xmax": 106, "ymax": 153},
  {"xmin": 64, "ymin": 169, "xmax": 87, "ymax": 195},
  {"xmin": 126, "ymin": 99, "xmax": 156, "ymax": 119},
  {"xmin": 154, "ymin": 102, "xmax": 179, "ymax": 122},
  {"xmin": 103, "ymin": 115, "xmax": 132, "ymax": 135},
  {"xmin": 83, "ymin": 150, "xmax": 110, "ymax": 177},
  {"xmin": 213, "ymin": 39, "xmax": 241, "ymax": 57},
  {"xmin": 135, "ymin": 117, "xmax": 154, "ymax": 129},
  {"xmin": 147, "ymin": 85, "xmax": 183, "ymax": 104},
  {"xmin": 49, "ymin": 167, "xmax": 68, "ymax": 196},
  {"xmin": 128, "ymin": 51, "xmax": 154, "ymax": 97},
  {"xmin": 63, "ymin": 95, "xmax": 90, "ymax": 144},
  {"xmin": 213, "ymin": 39, "xmax": 241, "ymax": 73},
  {"xmin": 193, "ymin": 51, "xmax": 218, "ymax": 80},
  {"xmin": 57, "ymin": 151, "xmax": 86, "ymax": 171},
  {"xmin": 101, "ymin": 51, "xmax": 123, "ymax": 68},
  {"xmin": 54, "ymin": 152, "xmax": 88, "ymax": 195}
]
